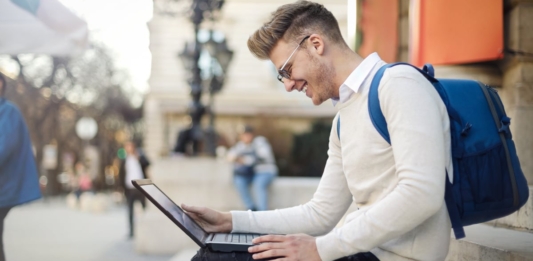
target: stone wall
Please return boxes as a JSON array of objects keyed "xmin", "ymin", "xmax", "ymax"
[{"xmin": 502, "ymin": 0, "xmax": 533, "ymax": 185}]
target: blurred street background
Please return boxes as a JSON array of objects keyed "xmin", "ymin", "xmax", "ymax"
[
  {"xmin": 1, "ymin": 0, "xmax": 533, "ymax": 260},
  {"xmin": 5, "ymin": 197, "xmax": 172, "ymax": 261}
]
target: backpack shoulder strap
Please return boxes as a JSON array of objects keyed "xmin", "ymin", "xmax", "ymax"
[
  {"xmin": 337, "ymin": 115, "xmax": 341, "ymax": 140},
  {"xmin": 368, "ymin": 62, "xmax": 438, "ymax": 144},
  {"xmin": 337, "ymin": 62, "xmax": 437, "ymax": 143}
]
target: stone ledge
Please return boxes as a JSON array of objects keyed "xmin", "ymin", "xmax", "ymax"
[
  {"xmin": 170, "ymin": 248, "xmax": 198, "ymax": 261},
  {"xmin": 446, "ymin": 224, "xmax": 533, "ymax": 261},
  {"xmin": 487, "ymin": 186, "xmax": 533, "ymax": 232}
]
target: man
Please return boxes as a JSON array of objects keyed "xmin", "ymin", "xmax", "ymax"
[
  {"xmin": 118, "ymin": 141, "xmax": 150, "ymax": 238},
  {"xmin": 0, "ymin": 73, "xmax": 42, "ymax": 261},
  {"xmin": 182, "ymin": 1, "xmax": 452, "ymax": 260},
  {"xmin": 227, "ymin": 126, "xmax": 277, "ymax": 211}
]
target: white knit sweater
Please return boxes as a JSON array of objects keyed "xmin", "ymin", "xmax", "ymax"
[{"xmin": 231, "ymin": 62, "xmax": 453, "ymax": 261}]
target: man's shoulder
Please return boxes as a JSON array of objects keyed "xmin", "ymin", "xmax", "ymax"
[
  {"xmin": 140, "ymin": 154, "xmax": 150, "ymax": 163},
  {"xmin": 0, "ymin": 99, "xmax": 22, "ymax": 114},
  {"xmin": 382, "ymin": 64, "xmax": 425, "ymax": 81},
  {"xmin": 0, "ymin": 99, "xmax": 25, "ymax": 125},
  {"xmin": 377, "ymin": 64, "xmax": 433, "ymax": 93},
  {"xmin": 253, "ymin": 136, "xmax": 268, "ymax": 144}
]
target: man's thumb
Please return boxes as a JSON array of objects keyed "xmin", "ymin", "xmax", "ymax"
[{"xmin": 182, "ymin": 203, "xmax": 197, "ymax": 212}]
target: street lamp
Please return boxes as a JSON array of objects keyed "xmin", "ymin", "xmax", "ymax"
[
  {"xmin": 166, "ymin": 0, "xmax": 232, "ymax": 156},
  {"xmin": 199, "ymin": 30, "xmax": 233, "ymax": 155}
]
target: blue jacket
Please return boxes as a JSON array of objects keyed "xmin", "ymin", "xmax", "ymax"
[{"xmin": 0, "ymin": 98, "xmax": 41, "ymax": 208}]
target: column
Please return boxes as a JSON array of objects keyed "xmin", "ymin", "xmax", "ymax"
[{"xmin": 502, "ymin": 0, "xmax": 533, "ymax": 185}]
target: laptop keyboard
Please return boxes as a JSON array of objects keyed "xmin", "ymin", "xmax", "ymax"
[{"xmin": 212, "ymin": 233, "xmax": 261, "ymax": 244}]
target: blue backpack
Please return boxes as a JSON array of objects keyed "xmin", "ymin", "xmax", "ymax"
[{"xmin": 337, "ymin": 63, "xmax": 530, "ymax": 239}]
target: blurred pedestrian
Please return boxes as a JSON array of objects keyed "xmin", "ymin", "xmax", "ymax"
[
  {"xmin": 227, "ymin": 126, "xmax": 277, "ymax": 211},
  {"xmin": 251, "ymin": 135, "xmax": 278, "ymax": 211},
  {"xmin": 74, "ymin": 162, "xmax": 93, "ymax": 199},
  {"xmin": 118, "ymin": 141, "xmax": 150, "ymax": 238},
  {"xmin": 0, "ymin": 73, "xmax": 41, "ymax": 261}
]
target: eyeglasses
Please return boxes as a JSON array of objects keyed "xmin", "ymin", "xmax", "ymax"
[{"xmin": 277, "ymin": 35, "xmax": 310, "ymax": 83}]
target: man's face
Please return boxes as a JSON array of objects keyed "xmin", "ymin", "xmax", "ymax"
[
  {"xmin": 269, "ymin": 37, "xmax": 336, "ymax": 105},
  {"xmin": 240, "ymin": 132, "xmax": 254, "ymax": 144},
  {"xmin": 124, "ymin": 142, "xmax": 136, "ymax": 155}
]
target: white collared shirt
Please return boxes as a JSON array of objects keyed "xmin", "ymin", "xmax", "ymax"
[{"xmin": 332, "ymin": 52, "xmax": 382, "ymax": 106}]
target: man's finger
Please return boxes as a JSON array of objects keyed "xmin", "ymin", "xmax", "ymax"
[
  {"xmin": 248, "ymin": 242, "xmax": 282, "ymax": 253},
  {"xmin": 185, "ymin": 211, "xmax": 200, "ymax": 221},
  {"xmin": 252, "ymin": 248, "xmax": 287, "ymax": 260},
  {"xmin": 180, "ymin": 206, "xmax": 200, "ymax": 219},
  {"xmin": 252, "ymin": 234, "xmax": 286, "ymax": 244},
  {"xmin": 181, "ymin": 204, "xmax": 203, "ymax": 214}
]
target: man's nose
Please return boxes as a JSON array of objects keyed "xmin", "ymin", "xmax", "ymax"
[{"xmin": 284, "ymin": 79, "xmax": 296, "ymax": 92}]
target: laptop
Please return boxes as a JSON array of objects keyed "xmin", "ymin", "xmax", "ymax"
[{"xmin": 132, "ymin": 179, "xmax": 263, "ymax": 252}]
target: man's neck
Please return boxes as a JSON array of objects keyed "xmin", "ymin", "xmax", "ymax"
[{"xmin": 331, "ymin": 49, "xmax": 364, "ymax": 89}]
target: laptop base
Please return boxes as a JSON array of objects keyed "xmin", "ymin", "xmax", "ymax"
[{"xmin": 208, "ymin": 243, "xmax": 250, "ymax": 252}]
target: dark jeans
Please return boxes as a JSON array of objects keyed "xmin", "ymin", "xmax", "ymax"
[
  {"xmin": 0, "ymin": 207, "xmax": 12, "ymax": 261},
  {"xmin": 190, "ymin": 247, "xmax": 379, "ymax": 261},
  {"xmin": 334, "ymin": 252, "xmax": 380, "ymax": 261},
  {"xmin": 125, "ymin": 189, "xmax": 146, "ymax": 237},
  {"xmin": 191, "ymin": 247, "xmax": 274, "ymax": 261}
]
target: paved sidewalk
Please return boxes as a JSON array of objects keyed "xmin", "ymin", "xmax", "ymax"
[{"xmin": 4, "ymin": 196, "xmax": 173, "ymax": 261}]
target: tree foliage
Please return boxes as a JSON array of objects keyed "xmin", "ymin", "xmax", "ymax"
[{"xmin": 1, "ymin": 45, "xmax": 143, "ymax": 194}]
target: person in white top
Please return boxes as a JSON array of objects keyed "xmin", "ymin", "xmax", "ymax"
[
  {"xmin": 118, "ymin": 141, "xmax": 150, "ymax": 238},
  {"xmin": 182, "ymin": 1, "xmax": 452, "ymax": 260}
]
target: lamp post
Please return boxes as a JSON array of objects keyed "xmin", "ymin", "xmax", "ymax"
[
  {"xmin": 200, "ymin": 30, "xmax": 233, "ymax": 155},
  {"xmin": 175, "ymin": 0, "xmax": 232, "ymax": 156}
]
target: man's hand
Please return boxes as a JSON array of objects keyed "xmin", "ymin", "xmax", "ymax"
[
  {"xmin": 248, "ymin": 234, "xmax": 321, "ymax": 261},
  {"xmin": 235, "ymin": 156, "xmax": 244, "ymax": 164},
  {"xmin": 181, "ymin": 204, "xmax": 232, "ymax": 233}
]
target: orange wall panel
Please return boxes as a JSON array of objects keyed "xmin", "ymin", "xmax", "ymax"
[
  {"xmin": 410, "ymin": 0, "xmax": 503, "ymax": 66},
  {"xmin": 356, "ymin": 0, "xmax": 398, "ymax": 63}
]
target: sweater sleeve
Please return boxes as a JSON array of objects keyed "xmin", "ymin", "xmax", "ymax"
[
  {"xmin": 231, "ymin": 113, "xmax": 353, "ymax": 237},
  {"xmin": 316, "ymin": 69, "xmax": 448, "ymax": 260}
]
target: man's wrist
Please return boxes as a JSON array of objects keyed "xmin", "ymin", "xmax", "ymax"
[{"xmin": 223, "ymin": 211, "xmax": 233, "ymax": 232}]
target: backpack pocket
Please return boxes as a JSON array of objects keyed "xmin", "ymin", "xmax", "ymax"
[{"xmin": 458, "ymin": 143, "xmax": 511, "ymax": 206}]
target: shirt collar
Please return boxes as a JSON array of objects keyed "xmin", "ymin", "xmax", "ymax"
[{"xmin": 332, "ymin": 52, "xmax": 382, "ymax": 106}]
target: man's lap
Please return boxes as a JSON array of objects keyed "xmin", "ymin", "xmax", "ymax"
[
  {"xmin": 191, "ymin": 247, "xmax": 274, "ymax": 261},
  {"xmin": 190, "ymin": 247, "xmax": 379, "ymax": 261}
]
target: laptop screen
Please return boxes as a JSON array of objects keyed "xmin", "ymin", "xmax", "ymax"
[{"xmin": 141, "ymin": 184, "xmax": 208, "ymax": 242}]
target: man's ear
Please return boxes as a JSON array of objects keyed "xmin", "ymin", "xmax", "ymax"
[{"xmin": 309, "ymin": 34, "xmax": 325, "ymax": 55}]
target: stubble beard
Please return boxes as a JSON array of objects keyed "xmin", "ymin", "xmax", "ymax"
[{"xmin": 310, "ymin": 57, "xmax": 336, "ymax": 105}]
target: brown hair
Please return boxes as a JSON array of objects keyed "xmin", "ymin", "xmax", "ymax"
[{"xmin": 247, "ymin": 0, "xmax": 345, "ymax": 60}]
